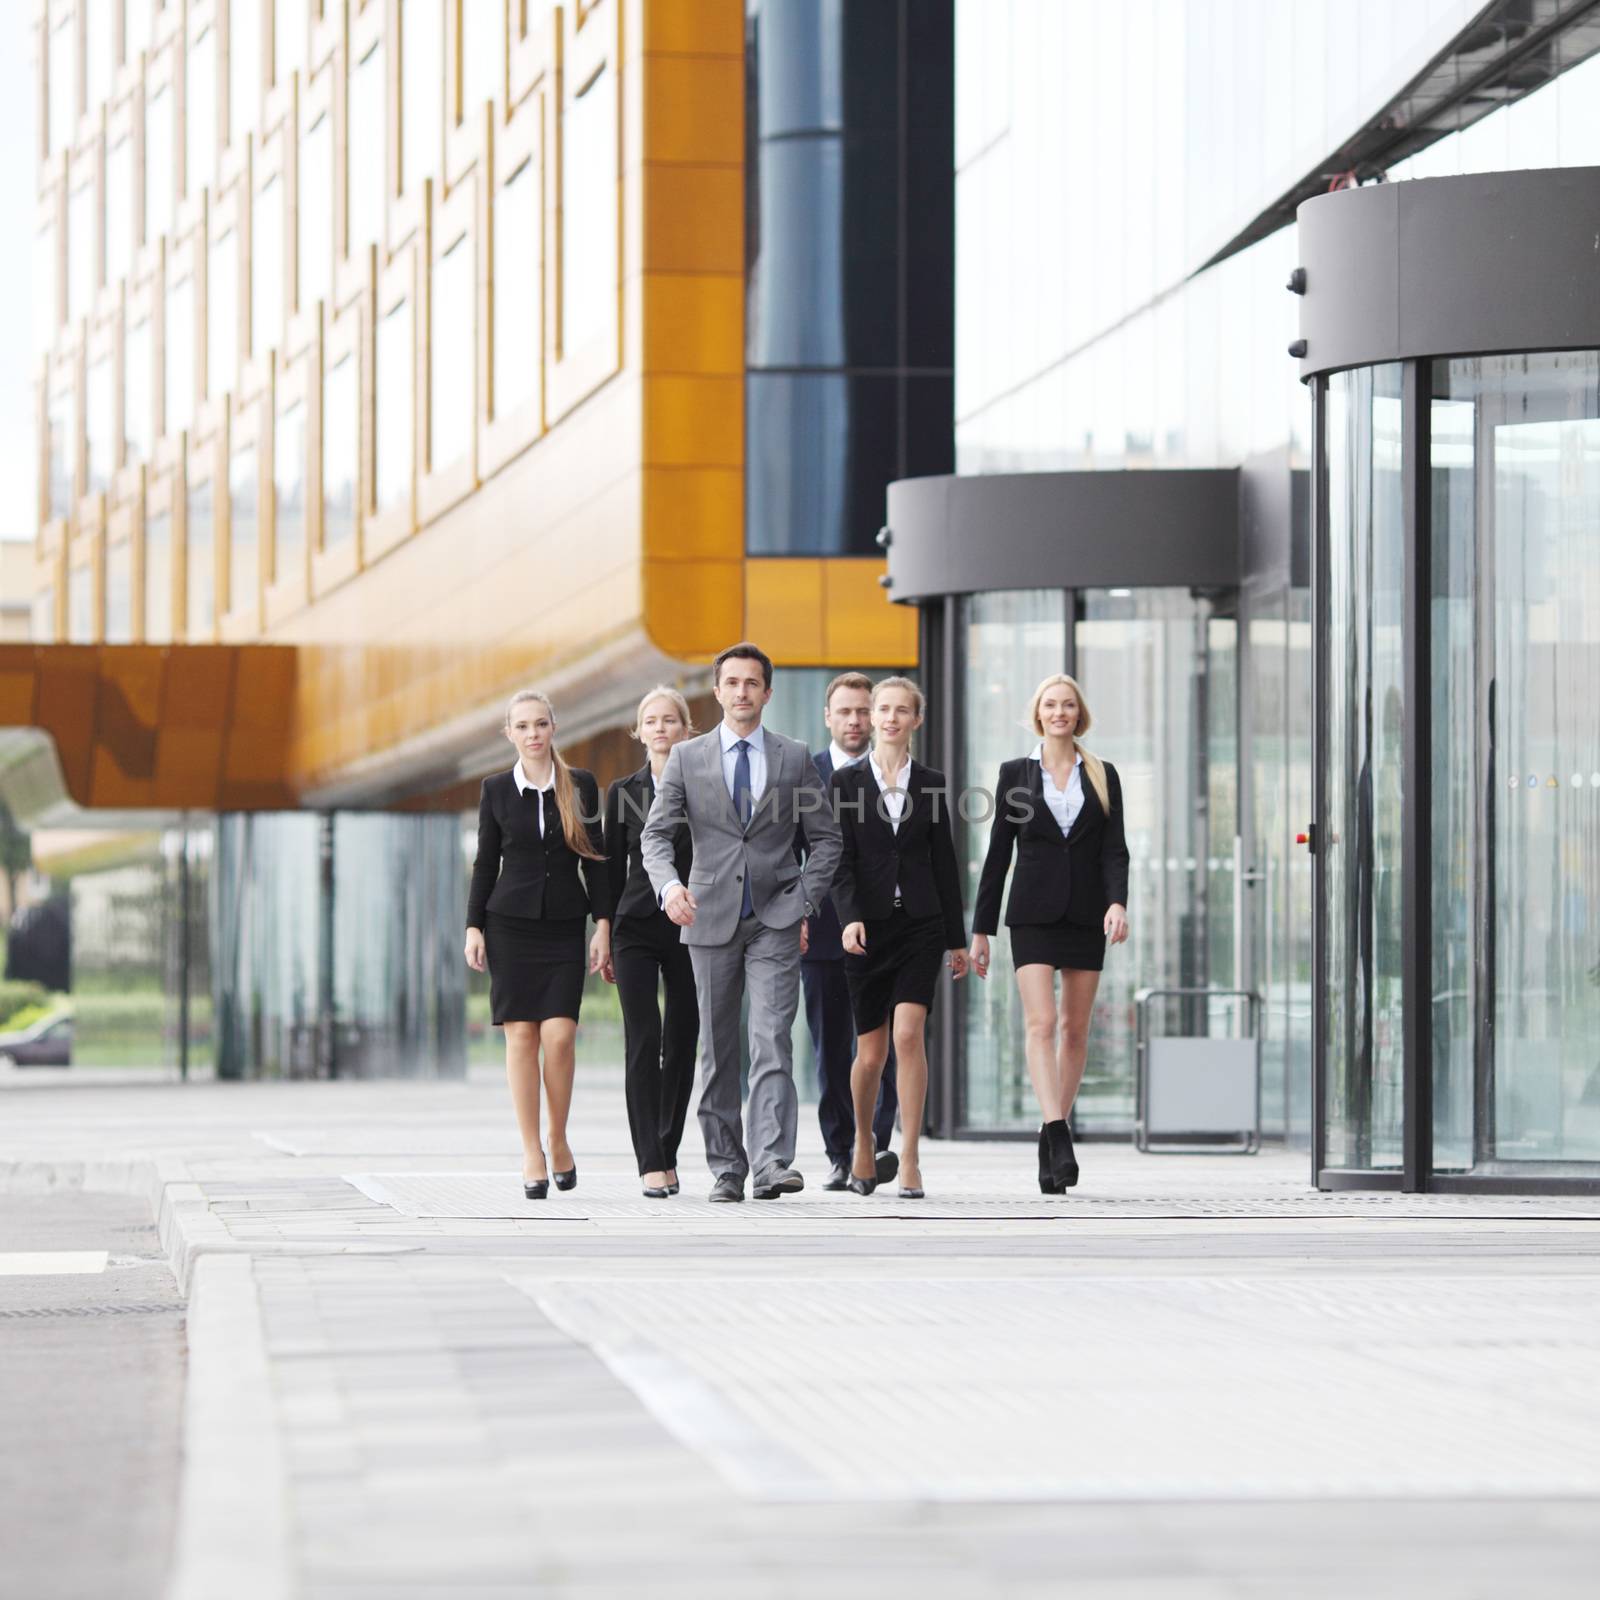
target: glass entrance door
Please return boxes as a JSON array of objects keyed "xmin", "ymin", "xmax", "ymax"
[{"xmin": 956, "ymin": 586, "xmax": 1237, "ymax": 1132}]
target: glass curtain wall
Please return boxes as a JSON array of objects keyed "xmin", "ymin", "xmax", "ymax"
[{"xmin": 214, "ymin": 812, "xmax": 467, "ymax": 1079}]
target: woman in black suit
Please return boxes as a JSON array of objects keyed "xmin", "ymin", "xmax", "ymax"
[
  {"xmin": 970, "ymin": 674, "xmax": 1129, "ymax": 1194},
  {"xmin": 831, "ymin": 677, "xmax": 969, "ymax": 1199},
  {"xmin": 601, "ymin": 686, "xmax": 699, "ymax": 1199},
  {"xmin": 465, "ymin": 690, "xmax": 611, "ymax": 1200}
]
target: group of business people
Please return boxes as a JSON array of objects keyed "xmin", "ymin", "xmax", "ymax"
[{"xmin": 464, "ymin": 642, "xmax": 1130, "ymax": 1202}]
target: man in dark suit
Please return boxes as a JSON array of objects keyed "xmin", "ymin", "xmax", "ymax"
[{"xmin": 805, "ymin": 672, "xmax": 899, "ymax": 1190}]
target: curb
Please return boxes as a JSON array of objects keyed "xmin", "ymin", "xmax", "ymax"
[{"xmin": 1, "ymin": 1158, "xmax": 295, "ymax": 1600}]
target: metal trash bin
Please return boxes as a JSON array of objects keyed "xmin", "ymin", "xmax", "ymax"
[{"xmin": 1134, "ymin": 987, "xmax": 1261, "ymax": 1154}]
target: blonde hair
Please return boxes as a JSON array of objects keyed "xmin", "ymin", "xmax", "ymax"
[
  {"xmin": 1028, "ymin": 674, "xmax": 1110, "ymax": 814},
  {"xmin": 872, "ymin": 675, "xmax": 926, "ymax": 718},
  {"xmin": 631, "ymin": 685, "xmax": 697, "ymax": 740},
  {"xmin": 504, "ymin": 690, "xmax": 605, "ymax": 861}
]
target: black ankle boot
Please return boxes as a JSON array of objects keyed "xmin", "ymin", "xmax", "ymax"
[
  {"xmin": 1044, "ymin": 1120, "xmax": 1079, "ymax": 1192},
  {"xmin": 1037, "ymin": 1125, "xmax": 1052, "ymax": 1194}
]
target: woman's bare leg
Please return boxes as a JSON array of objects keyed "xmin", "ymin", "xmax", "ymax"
[
  {"xmin": 850, "ymin": 1024, "xmax": 891, "ymax": 1180},
  {"xmin": 1015, "ymin": 964, "xmax": 1063, "ymax": 1121},
  {"xmin": 540, "ymin": 1018, "xmax": 578, "ymax": 1169},
  {"xmin": 504, "ymin": 1022, "xmax": 546, "ymax": 1180},
  {"xmin": 890, "ymin": 1004, "xmax": 929, "ymax": 1185},
  {"xmin": 1056, "ymin": 969, "xmax": 1101, "ymax": 1117}
]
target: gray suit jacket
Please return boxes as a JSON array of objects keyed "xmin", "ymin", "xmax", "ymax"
[{"xmin": 641, "ymin": 726, "xmax": 843, "ymax": 949}]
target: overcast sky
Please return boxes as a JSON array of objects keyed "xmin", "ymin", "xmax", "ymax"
[{"xmin": 0, "ymin": 22, "xmax": 36, "ymax": 542}]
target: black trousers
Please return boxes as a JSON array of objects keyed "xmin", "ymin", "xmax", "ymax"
[
  {"xmin": 614, "ymin": 914, "xmax": 699, "ymax": 1175},
  {"xmin": 802, "ymin": 959, "xmax": 898, "ymax": 1161}
]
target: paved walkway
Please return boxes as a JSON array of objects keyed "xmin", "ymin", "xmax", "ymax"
[{"xmin": 5, "ymin": 1064, "xmax": 1600, "ymax": 1598}]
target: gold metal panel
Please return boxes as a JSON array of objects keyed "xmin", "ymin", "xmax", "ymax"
[{"xmin": 745, "ymin": 559, "xmax": 825, "ymax": 661}]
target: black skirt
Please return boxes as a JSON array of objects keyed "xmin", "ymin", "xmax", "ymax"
[
  {"xmin": 844, "ymin": 908, "xmax": 947, "ymax": 1033},
  {"xmin": 1010, "ymin": 912, "xmax": 1106, "ymax": 973},
  {"xmin": 486, "ymin": 912, "xmax": 587, "ymax": 1024}
]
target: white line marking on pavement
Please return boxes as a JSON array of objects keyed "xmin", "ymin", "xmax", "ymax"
[{"xmin": 0, "ymin": 1251, "xmax": 110, "ymax": 1275}]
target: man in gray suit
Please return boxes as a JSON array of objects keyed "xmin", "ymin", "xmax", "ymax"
[{"xmin": 642, "ymin": 642, "xmax": 843, "ymax": 1202}]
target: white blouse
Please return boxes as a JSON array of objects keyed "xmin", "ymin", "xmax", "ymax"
[{"xmin": 1030, "ymin": 744, "xmax": 1084, "ymax": 836}]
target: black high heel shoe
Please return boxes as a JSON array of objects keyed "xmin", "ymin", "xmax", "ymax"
[
  {"xmin": 846, "ymin": 1175, "xmax": 877, "ymax": 1196},
  {"xmin": 552, "ymin": 1160, "xmax": 577, "ymax": 1192},
  {"xmin": 1037, "ymin": 1125, "xmax": 1052, "ymax": 1194},
  {"xmin": 1044, "ymin": 1120, "xmax": 1079, "ymax": 1192},
  {"xmin": 523, "ymin": 1176, "xmax": 549, "ymax": 1200}
]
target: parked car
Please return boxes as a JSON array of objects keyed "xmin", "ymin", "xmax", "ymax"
[{"xmin": 0, "ymin": 1012, "xmax": 73, "ymax": 1068}]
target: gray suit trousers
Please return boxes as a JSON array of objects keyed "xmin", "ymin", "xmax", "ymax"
[{"xmin": 689, "ymin": 918, "xmax": 801, "ymax": 1185}]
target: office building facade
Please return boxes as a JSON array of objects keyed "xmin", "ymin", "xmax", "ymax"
[{"xmin": 887, "ymin": 0, "xmax": 1600, "ymax": 1192}]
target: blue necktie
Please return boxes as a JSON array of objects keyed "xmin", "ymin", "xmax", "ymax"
[{"xmin": 734, "ymin": 739, "xmax": 754, "ymax": 918}]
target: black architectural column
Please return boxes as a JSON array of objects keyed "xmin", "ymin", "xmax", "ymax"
[{"xmin": 745, "ymin": 0, "xmax": 954, "ymax": 557}]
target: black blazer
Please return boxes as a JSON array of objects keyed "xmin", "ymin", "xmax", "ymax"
[
  {"xmin": 466, "ymin": 767, "xmax": 611, "ymax": 929},
  {"xmin": 604, "ymin": 763, "xmax": 692, "ymax": 922},
  {"xmin": 803, "ymin": 748, "xmax": 848, "ymax": 962},
  {"xmin": 830, "ymin": 759, "xmax": 968, "ymax": 951},
  {"xmin": 972, "ymin": 755, "xmax": 1129, "ymax": 935}
]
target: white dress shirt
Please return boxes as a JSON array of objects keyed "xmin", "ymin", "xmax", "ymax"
[
  {"xmin": 867, "ymin": 750, "xmax": 909, "ymax": 898},
  {"xmin": 511, "ymin": 760, "xmax": 555, "ymax": 836},
  {"xmin": 828, "ymin": 740, "xmax": 864, "ymax": 772},
  {"xmin": 1030, "ymin": 743, "xmax": 1084, "ymax": 836}
]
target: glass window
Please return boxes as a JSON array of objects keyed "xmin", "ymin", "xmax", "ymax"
[
  {"xmin": 274, "ymin": 399, "xmax": 305, "ymax": 580},
  {"xmin": 187, "ymin": 478, "xmax": 214, "ymax": 636},
  {"xmin": 49, "ymin": 13, "xmax": 76, "ymax": 155},
  {"xmin": 86, "ymin": 355, "xmax": 115, "ymax": 494},
  {"xmin": 69, "ymin": 565, "xmax": 94, "ymax": 643},
  {"xmin": 34, "ymin": 220, "xmax": 57, "ymax": 355},
  {"xmin": 560, "ymin": 59, "xmax": 616, "ymax": 353},
  {"xmin": 229, "ymin": 444, "xmax": 257, "ymax": 615},
  {"xmin": 48, "ymin": 387, "xmax": 76, "ymax": 519},
  {"xmin": 430, "ymin": 234, "xmax": 471, "ymax": 470},
  {"xmin": 125, "ymin": 315, "xmax": 152, "ymax": 461},
  {"xmin": 144, "ymin": 508, "xmax": 171, "ymax": 641},
  {"xmin": 107, "ymin": 133, "xmax": 134, "ymax": 286},
  {"xmin": 461, "ymin": 0, "xmax": 505, "ymax": 118},
  {"xmin": 401, "ymin": 0, "xmax": 442, "ymax": 194},
  {"xmin": 187, "ymin": 25, "xmax": 217, "ymax": 196},
  {"xmin": 299, "ymin": 108, "xmax": 332, "ymax": 312},
  {"xmin": 231, "ymin": 0, "xmax": 260, "ymax": 143},
  {"xmin": 68, "ymin": 175, "xmax": 97, "ymax": 325},
  {"xmin": 746, "ymin": 373, "xmax": 906, "ymax": 555},
  {"xmin": 253, "ymin": 174, "xmax": 283, "ymax": 358},
  {"xmin": 275, "ymin": 0, "xmax": 306, "ymax": 88},
  {"xmin": 86, "ymin": 0, "xmax": 114, "ymax": 111},
  {"xmin": 209, "ymin": 224, "xmax": 238, "ymax": 400},
  {"xmin": 146, "ymin": 83, "xmax": 175, "ymax": 241},
  {"xmin": 347, "ymin": 36, "xmax": 385, "ymax": 256},
  {"xmin": 492, "ymin": 156, "xmax": 537, "ymax": 417},
  {"xmin": 1323, "ymin": 363, "xmax": 1406, "ymax": 1171},
  {"xmin": 33, "ymin": 585, "xmax": 56, "ymax": 643},
  {"xmin": 166, "ymin": 270, "xmax": 194, "ymax": 436},
  {"xmin": 106, "ymin": 541, "xmax": 132, "ymax": 642},
  {"xmin": 375, "ymin": 298, "xmax": 413, "ymax": 510},
  {"xmin": 322, "ymin": 349, "xmax": 356, "ymax": 546},
  {"xmin": 959, "ymin": 590, "xmax": 1067, "ymax": 1131}
]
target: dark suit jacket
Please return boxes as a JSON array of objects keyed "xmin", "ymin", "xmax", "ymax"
[
  {"xmin": 466, "ymin": 767, "xmax": 611, "ymax": 929},
  {"xmin": 830, "ymin": 759, "xmax": 968, "ymax": 951},
  {"xmin": 802, "ymin": 748, "xmax": 848, "ymax": 963},
  {"xmin": 603, "ymin": 763, "xmax": 692, "ymax": 922},
  {"xmin": 972, "ymin": 756, "xmax": 1130, "ymax": 935}
]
